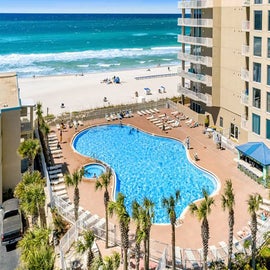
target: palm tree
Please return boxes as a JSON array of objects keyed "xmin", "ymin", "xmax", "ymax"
[
  {"xmin": 108, "ymin": 192, "xmax": 130, "ymax": 270},
  {"xmin": 18, "ymin": 226, "xmax": 54, "ymax": 270},
  {"xmin": 132, "ymin": 200, "xmax": 143, "ymax": 270},
  {"xmin": 95, "ymin": 168, "xmax": 112, "ymax": 248},
  {"xmin": 189, "ymin": 189, "xmax": 214, "ymax": 270},
  {"xmin": 14, "ymin": 171, "xmax": 46, "ymax": 227},
  {"xmin": 140, "ymin": 197, "xmax": 155, "ymax": 270},
  {"xmin": 76, "ymin": 230, "xmax": 95, "ymax": 269},
  {"xmin": 91, "ymin": 251, "xmax": 120, "ymax": 270},
  {"xmin": 162, "ymin": 190, "xmax": 181, "ymax": 270},
  {"xmin": 221, "ymin": 179, "xmax": 235, "ymax": 270},
  {"xmin": 36, "ymin": 101, "xmax": 44, "ymax": 128},
  {"xmin": 64, "ymin": 167, "xmax": 84, "ymax": 221},
  {"xmin": 18, "ymin": 139, "xmax": 41, "ymax": 171},
  {"xmin": 247, "ymin": 193, "xmax": 262, "ymax": 270}
]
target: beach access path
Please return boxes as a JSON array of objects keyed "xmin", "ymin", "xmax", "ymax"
[{"xmin": 18, "ymin": 66, "xmax": 179, "ymax": 116}]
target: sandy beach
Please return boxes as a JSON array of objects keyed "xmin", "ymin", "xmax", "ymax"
[{"xmin": 18, "ymin": 65, "xmax": 180, "ymax": 116}]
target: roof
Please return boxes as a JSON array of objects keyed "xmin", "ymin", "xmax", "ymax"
[
  {"xmin": 0, "ymin": 72, "xmax": 20, "ymax": 110},
  {"xmin": 236, "ymin": 142, "xmax": 270, "ymax": 166}
]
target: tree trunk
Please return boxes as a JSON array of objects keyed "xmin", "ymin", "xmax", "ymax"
[
  {"xmin": 228, "ymin": 210, "xmax": 234, "ymax": 270},
  {"xmin": 172, "ymin": 223, "xmax": 176, "ymax": 270},
  {"xmin": 74, "ymin": 186, "xmax": 80, "ymax": 221},
  {"xmin": 202, "ymin": 219, "xmax": 209, "ymax": 270},
  {"xmin": 105, "ymin": 194, "xmax": 109, "ymax": 248}
]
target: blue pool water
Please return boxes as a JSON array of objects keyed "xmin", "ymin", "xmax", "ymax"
[
  {"xmin": 73, "ymin": 124, "xmax": 218, "ymax": 224},
  {"xmin": 84, "ymin": 163, "xmax": 106, "ymax": 179}
]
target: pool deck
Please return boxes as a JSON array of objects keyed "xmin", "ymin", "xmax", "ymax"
[{"xmin": 51, "ymin": 108, "xmax": 269, "ymax": 254}]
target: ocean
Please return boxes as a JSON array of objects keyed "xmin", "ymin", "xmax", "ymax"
[{"xmin": 0, "ymin": 13, "xmax": 181, "ymax": 78}]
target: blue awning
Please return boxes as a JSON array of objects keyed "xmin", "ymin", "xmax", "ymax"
[{"xmin": 236, "ymin": 142, "xmax": 270, "ymax": 166}]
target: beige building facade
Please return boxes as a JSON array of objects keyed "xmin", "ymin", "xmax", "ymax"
[
  {"xmin": 177, "ymin": 0, "xmax": 270, "ymax": 148},
  {"xmin": 0, "ymin": 73, "xmax": 34, "ymax": 203}
]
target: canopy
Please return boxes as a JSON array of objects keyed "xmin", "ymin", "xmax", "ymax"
[{"xmin": 236, "ymin": 142, "xmax": 270, "ymax": 166}]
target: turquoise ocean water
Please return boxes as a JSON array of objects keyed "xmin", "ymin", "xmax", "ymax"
[{"xmin": 0, "ymin": 13, "xmax": 181, "ymax": 77}]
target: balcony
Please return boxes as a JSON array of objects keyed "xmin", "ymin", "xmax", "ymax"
[
  {"xmin": 178, "ymin": 69, "xmax": 212, "ymax": 87},
  {"xmin": 242, "ymin": 45, "xmax": 249, "ymax": 56},
  {"xmin": 178, "ymin": 18, "xmax": 213, "ymax": 28},
  {"xmin": 241, "ymin": 90, "xmax": 249, "ymax": 105},
  {"xmin": 177, "ymin": 84, "xmax": 212, "ymax": 106},
  {"xmin": 178, "ymin": 51, "xmax": 212, "ymax": 67},
  {"xmin": 242, "ymin": 21, "xmax": 250, "ymax": 32},
  {"xmin": 241, "ymin": 68, "xmax": 249, "ymax": 82},
  {"xmin": 178, "ymin": 34, "xmax": 213, "ymax": 47},
  {"xmin": 242, "ymin": 0, "xmax": 250, "ymax": 6},
  {"xmin": 241, "ymin": 115, "xmax": 248, "ymax": 130},
  {"xmin": 178, "ymin": 0, "xmax": 213, "ymax": 9}
]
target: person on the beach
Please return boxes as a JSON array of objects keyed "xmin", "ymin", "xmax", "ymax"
[{"xmin": 60, "ymin": 129, "xmax": 62, "ymax": 143}]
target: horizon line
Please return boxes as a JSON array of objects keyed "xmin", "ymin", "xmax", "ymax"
[{"xmin": 0, "ymin": 12, "xmax": 179, "ymax": 15}]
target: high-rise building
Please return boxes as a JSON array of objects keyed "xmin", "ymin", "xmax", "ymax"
[
  {"xmin": 0, "ymin": 73, "xmax": 35, "ymax": 203},
  {"xmin": 177, "ymin": 0, "xmax": 270, "ymax": 148}
]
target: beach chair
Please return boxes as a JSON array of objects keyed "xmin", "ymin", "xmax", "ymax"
[
  {"xmin": 137, "ymin": 111, "xmax": 143, "ymax": 116},
  {"xmin": 154, "ymin": 108, "xmax": 159, "ymax": 113},
  {"xmin": 105, "ymin": 114, "xmax": 111, "ymax": 121},
  {"xmin": 145, "ymin": 109, "xmax": 151, "ymax": 114},
  {"xmin": 149, "ymin": 109, "xmax": 156, "ymax": 114},
  {"xmin": 146, "ymin": 115, "xmax": 155, "ymax": 120},
  {"xmin": 78, "ymin": 120, "xmax": 84, "ymax": 126}
]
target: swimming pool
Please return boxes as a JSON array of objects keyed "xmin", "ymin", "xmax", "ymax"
[
  {"xmin": 73, "ymin": 124, "xmax": 218, "ymax": 224},
  {"xmin": 83, "ymin": 163, "xmax": 106, "ymax": 179}
]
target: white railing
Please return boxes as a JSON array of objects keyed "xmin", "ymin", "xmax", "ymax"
[
  {"xmin": 241, "ymin": 115, "xmax": 249, "ymax": 130},
  {"xmin": 242, "ymin": 20, "xmax": 250, "ymax": 31},
  {"xmin": 178, "ymin": 34, "xmax": 213, "ymax": 47},
  {"xmin": 178, "ymin": 18, "xmax": 213, "ymax": 27},
  {"xmin": 242, "ymin": 0, "xmax": 250, "ymax": 6},
  {"xmin": 178, "ymin": 69, "xmax": 212, "ymax": 87},
  {"xmin": 242, "ymin": 45, "xmax": 250, "ymax": 56},
  {"xmin": 241, "ymin": 91, "xmax": 249, "ymax": 105},
  {"xmin": 178, "ymin": 0, "xmax": 213, "ymax": 9},
  {"xmin": 178, "ymin": 51, "xmax": 212, "ymax": 67},
  {"xmin": 177, "ymin": 84, "xmax": 212, "ymax": 106},
  {"xmin": 241, "ymin": 67, "xmax": 249, "ymax": 81}
]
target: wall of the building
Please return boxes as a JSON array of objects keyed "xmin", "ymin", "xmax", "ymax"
[
  {"xmin": 1, "ymin": 109, "xmax": 21, "ymax": 202},
  {"xmin": 248, "ymin": 3, "xmax": 270, "ymax": 148}
]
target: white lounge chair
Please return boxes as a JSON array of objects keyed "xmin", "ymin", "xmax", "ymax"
[
  {"xmin": 145, "ymin": 109, "xmax": 151, "ymax": 114},
  {"xmin": 154, "ymin": 108, "xmax": 159, "ymax": 112},
  {"xmin": 78, "ymin": 120, "xmax": 84, "ymax": 126},
  {"xmin": 137, "ymin": 111, "xmax": 143, "ymax": 116}
]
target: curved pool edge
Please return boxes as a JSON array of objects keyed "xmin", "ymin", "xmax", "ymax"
[{"xmin": 71, "ymin": 123, "xmax": 221, "ymax": 225}]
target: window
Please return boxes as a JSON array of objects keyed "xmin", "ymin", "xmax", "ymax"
[
  {"xmin": 255, "ymin": 0, "xmax": 262, "ymax": 3},
  {"xmin": 253, "ymin": 88, "xmax": 261, "ymax": 108},
  {"xmin": 219, "ymin": 116, "xmax": 223, "ymax": 127},
  {"xmin": 253, "ymin": 62, "xmax": 261, "ymax": 82},
  {"xmin": 254, "ymin": 11, "xmax": 262, "ymax": 30},
  {"xmin": 267, "ymin": 92, "xmax": 270, "ymax": 113},
  {"xmin": 269, "ymin": 11, "xmax": 270, "ymax": 31},
  {"xmin": 267, "ymin": 119, "xmax": 270, "ymax": 139},
  {"xmin": 254, "ymin": 37, "xmax": 262, "ymax": 56},
  {"xmin": 267, "ymin": 38, "xmax": 270, "ymax": 58},
  {"xmin": 230, "ymin": 123, "xmax": 238, "ymax": 140},
  {"xmin": 252, "ymin": 113, "xmax": 261, "ymax": 134},
  {"xmin": 268, "ymin": 66, "xmax": 270, "ymax": 85},
  {"xmin": 190, "ymin": 101, "xmax": 202, "ymax": 113}
]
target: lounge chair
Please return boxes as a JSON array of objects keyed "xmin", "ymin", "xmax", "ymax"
[
  {"xmin": 154, "ymin": 108, "xmax": 159, "ymax": 113},
  {"xmin": 140, "ymin": 110, "xmax": 147, "ymax": 115},
  {"xmin": 171, "ymin": 111, "xmax": 179, "ymax": 116},
  {"xmin": 145, "ymin": 109, "xmax": 151, "ymax": 114},
  {"xmin": 158, "ymin": 113, "xmax": 166, "ymax": 118},
  {"xmin": 149, "ymin": 109, "xmax": 156, "ymax": 114},
  {"xmin": 105, "ymin": 114, "xmax": 111, "ymax": 121},
  {"xmin": 185, "ymin": 118, "xmax": 193, "ymax": 125},
  {"xmin": 209, "ymin": 245, "xmax": 223, "ymax": 261},
  {"xmin": 219, "ymin": 241, "xmax": 228, "ymax": 255},
  {"xmin": 149, "ymin": 118, "xmax": 159, "ymax": 122},
  {"xmin": 50, "ymin": 173, "xmax": 64, "ymax": 179},
  {"xmin": 137, "ymin": 111, "xmax": 143, "ymax": 116},
  {"xmin": 172, "ymin": 121, "xmax": 180, "ymax": 128},
  {"xmin": 52, "ymin": 184, "xmax": 66, "ymax": 192},
  {"xmin": 78, "ymin": 120, "xmax": 84, "ymax": 126},
  {"xmin": 146, "ymin": 115, "xmax": 155, "ymax": 120}
]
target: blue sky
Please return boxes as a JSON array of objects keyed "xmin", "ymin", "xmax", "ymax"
[{"xmin": 2, "ymin": 0, "xmax": 178, "ymax": 14}]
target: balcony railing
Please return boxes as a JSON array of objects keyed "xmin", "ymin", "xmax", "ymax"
[
  {"xmin": 242, "ymin": 45, "xmax": 250, "ymax": 56},
  {"xmin": 177, "ymin": 84, "xmax": 212, "ymax": 106},
  {"xmin": 241, "ymin": 91, "xmax": 249, "ymax": 105},
  {"xmin": 178, "ymin": 0, "xmax": 213, "ymax": 9},
  {"xmin": 242, "ymin": 0, "xmax": 250, "ymax": 6},
  {"xmin": 241, "ymin": 115, "xmax": 248, "ymax": 130},
  {"xmin": 241, "ymin": 68, "xmax": 249, "ymax": 82},
  {"xmin": 178, "ymin": 34, "xmax": 213, "ymax": 47},
  {"xmin": 178, "ymin": 51, "xmax": 212, "ymax": 67},
  {"xmin": 242, "ymin": 20, "xmax": 250, "ymax": 32},
  {"xmin": 178, "ymin": 18, "xmax": 213, "ymax": 28},
  {"xmin": 178, "ymin": 69, "xmax": 212, "ymax": 87}
]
